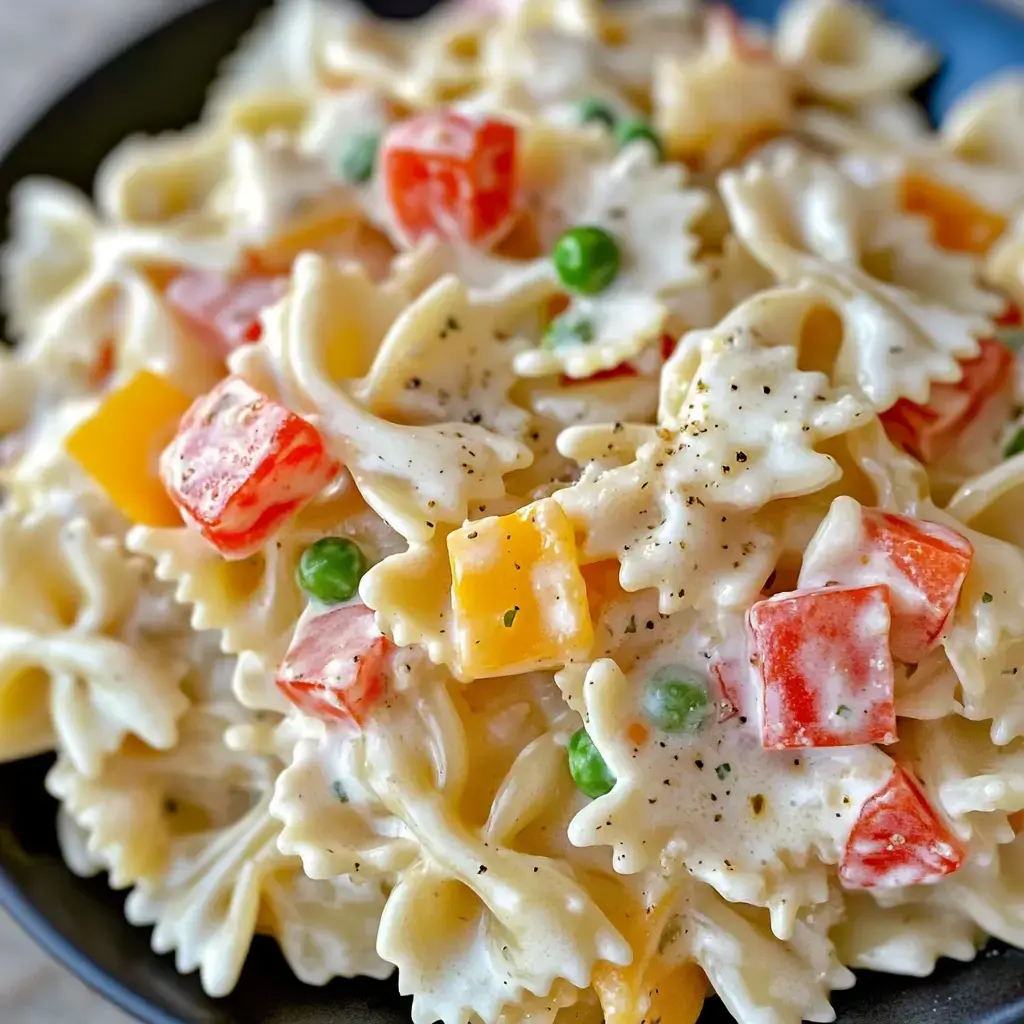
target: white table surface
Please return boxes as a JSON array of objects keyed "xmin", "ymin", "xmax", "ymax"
[{"xmin": 4, "ymin": 1, "xmax": 1024, "ymax": 1023}]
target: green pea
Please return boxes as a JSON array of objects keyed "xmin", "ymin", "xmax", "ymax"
[
  {"xmin": 543, "ymin": 311, "xmax": 595, "ymax": 349},
  {"xmin": 1005, "ymin": 427, "xmax": 1024, "ymax": 459},
  {"xmin": 297, "ymin": 537, "xmax": 368, "ymax": 604},
  {"xmin": 553, "ymin": 226, "xmax": 621, "ymax": 295},
  {"xmin": 579, "ymin": 97, "xmax": 617, "ymax": 130},
  {"xmin": 615, "ymin": 118, "xmax": 662, "ymax": 159},
  {"xmin": 339, "ymin": 132, "xmax": 379, "ymax": 184},
  {"xmin": 642, "ymin": 667, "xmax": 708, "ymax": 733},
  {"xmin": 568, "ymin": 728, "xmax": 615, "ymax": 799}
]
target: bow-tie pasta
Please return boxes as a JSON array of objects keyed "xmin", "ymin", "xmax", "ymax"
[{"xmin": 7, "ymin": 0, "xmax": 1024, "ymax": 1019}]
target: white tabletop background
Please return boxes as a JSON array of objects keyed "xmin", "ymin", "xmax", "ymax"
[{"xmin": 3, "ymin": 0, "xmax": 1024, "ymax": 1022}]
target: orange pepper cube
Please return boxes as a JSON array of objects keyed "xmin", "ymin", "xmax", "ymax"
[
  {"xmin": 65, "ymin": 370, "xmax": 193, "ymax": 527},
  {"xmin": 900, "ymin": 173, "xmax": 1007, "ymax": 254},
  {"xmin": 447, "ymin": 498, "xmax": 593, "ymax": 678}
]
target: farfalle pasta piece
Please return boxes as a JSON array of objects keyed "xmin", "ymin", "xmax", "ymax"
[
  {"xmin": 0, "ymin": 511, "xmax": 190, "ymax": 776},
  {"xmin": 95, "ymin": 124, "xmax": 232, "ymax": 230},
  {"xmin": 1, "ymin": 178, "xmax": 229, "ymax": 396},
  {"xmin": 125, "ymin": 793, "xmax": 392, "ymax": 996},
  {"xmin": 129, "ymin": 481, "xmax": 400, "ymax": 661},
  {"xmin": 652, "ymin": 8, "xmax": 793, "ymax": 170},
  {"xmin": 0, "ymin": 373, "xmax": 128, "ymax": 533},
  {"xmin": 937, "ymin": 518, "xmax": 1024, "ymax": 744},
  {"xmin": 473, "ymin": 10, "xmax": 635, "ymax": 129},
  {"xmin": 554, "ymin": 286, "xmax": 868, "ymax": 615},
  {"xmin": 359, "ymin": 274, "xmax": 530, "ymax": 438},
  {"xmin": 322, "ymin": 0, "xmax": 489, "ymax": 106},
  {"xmin": 371, "ymin": 688, "xmax": 629, "ymax": 1024},
  {"xmin": 901, "ymin": 717, "xmax": 1024, "ymax": 850},
  {"xmin": 46, "ymin": 699, "xmax": 272, "ymax": 888},
  {"xmin": 669, "ymin": 882, "xmax": 853, "ymax": 1024},
  {"xmin": 775, "ymin": 0, "xmax": 935, "ymax": 106},
  {"xmin": 942, "ymin": 73, "xmax": 1024, "ymax": 178},
  {"xmin": 985, "ymin": 211, "xmax": 1024, "ymax": 312},
  {"xmin": 834, "ymin": 893, "xmax": 983, "ymax": 977},
  {"xmin": 235, "ymin": 254, "xmax": 531, "ymax": 542},
  {"xmin": 566, "ymin": 658, "xmax": 893, "ymax": 932},
  {"xmin": 720, "ymin": 145, "xmax": 1000, "ymax": 410},
  {"xmin": 271, "ymin": 667, "xmax": 629, "ymax": 1024},
  {"xmin": 513, "ymin": 145, "xmax": 708, "ymax": 380}
]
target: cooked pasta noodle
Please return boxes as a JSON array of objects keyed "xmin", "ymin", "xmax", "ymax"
[{"xmin": 5, "ymin": 1, "xmax": 1024, "ymax": 1021}]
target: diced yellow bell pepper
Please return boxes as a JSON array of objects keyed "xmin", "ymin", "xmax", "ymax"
[
  {"xmin": 900, "ymin": 173, "xmax": 1007, "ymax": 254},
  {"xmin": 588, "ymin": 878, "xmax": 707, "ymax": 1024},
  {"xmin": 66, "ymin": 370, "xmax": 194, "ymax": 527},
  {"xmin": 580, "ymin": 559, "xmax": 625, "ymax": 620},
  {"xmin": 447, "ymin": 498, "xmax": 593, "ymax": 678}
]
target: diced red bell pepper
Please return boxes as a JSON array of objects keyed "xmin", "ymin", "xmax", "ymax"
[
  {"xmin": 706, "ymin": 3, "xmax": 771, "ymax": 60},
  {"xmin": 165, "ymin": 271, "xmax": 289, "ymax": 359},
  {"xmin": 87, "ymin": 339, "xmax": 116, "ymax": 389},
  {"xmin": 710, "ymin": 657, "xmax": 743, "ymax": 722},
  {"xmin": 749, "ymin": 584, "xmax": 897, "ymax": 749},
  {"xmin": 160, "ymin": 376, "xmax": 339, "ymax": 558},
  {"xmin": 382, "ymin": 112, "xmax": 517, "ymax": 247},
  {"xmin": 276, "ymin": 604, "xmax": 392, "ymax": 724},
  {"xmin": 880, "ymin": 338, "xmax": 1013, "ymax": 463},
  {"xmin": 840, "ymin": 766, "xmax": 965, "ymax": 888},
  {"xmin": 862, "ymin": 510, "xmax": 972, "ymax": 663},
  {"xmin": 995, "ymin": 302, "xmax": 1022, "ymax": 328}
]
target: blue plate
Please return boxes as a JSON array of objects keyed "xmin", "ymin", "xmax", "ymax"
[{"xmin": 2, "ymin": 2, "xmax": 1024, "ymax": 1022}]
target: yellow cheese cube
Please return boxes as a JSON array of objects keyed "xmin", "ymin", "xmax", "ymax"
[
  {"xmin": 447, "ymin": 498, "xmax": 593, "ymax": 678},
  {"xmin": 66, "ymin": 370, "xmax": 194, "ymax": 527}
]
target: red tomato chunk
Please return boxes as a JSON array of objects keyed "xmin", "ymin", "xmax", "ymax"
[
  {"xmin": 160, "ymin": 376, "xmax": 339, "ymax": 558},
  {"xmin": 749, "ymin": 584, "xmax": 896, "ymax": 750},
  {"xmin": 840, "ymin": 766, "xmax": 965, "ymax": 888},
  {"xmin": 276, "ymin": 604, "xmax": 392, "ymax": 724},
  {"xmin": 382, "ymin": 113, "xmax": 517, "ymax": 246},
  {"xmin": 880, "ymin": 338, "xmax": 1013, "ymax": 463},
  {"xmin": 165, "ymin": 271, "xmax": 288, "ymax": 359}
]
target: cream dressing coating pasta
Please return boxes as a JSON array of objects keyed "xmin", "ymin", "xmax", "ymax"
[{"xmin": 8, "ymin": 0, "xmax": 1024, "ymax": 1021}]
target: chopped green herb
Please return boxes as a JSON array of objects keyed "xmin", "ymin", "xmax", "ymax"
[
  {"xmin": 715, "ymin": 762, "xmax": 731, "ymax": 781},
  {"xmin": 982, "ymin": 592, "xmax": 994, "ymax": 604},
  {"xmin": 568, "ymin": 728, "xmax": 616, "ymax": 799},
  {"xmin": 642, "ymin": 667, "xmax": 709, "ymax": 734},
  {"xmin": 836, "ymin": 704, "xmax": 852, "ymax": 716},
  {"xmin": 503, "ymin": 605, "xmax": 519, "ymax": 627},
  {"xmin": 1005, "ymin": 427, "xmax": 1024, "ymax": 459},
  {"xmin": 332, "ymin": 780, "xmax": 349, "ymax": 803}
]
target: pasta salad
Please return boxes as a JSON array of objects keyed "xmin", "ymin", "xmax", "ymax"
[{"xmin": 5, "ymin": 0, "xmax": 1024, "ymax": 1021}]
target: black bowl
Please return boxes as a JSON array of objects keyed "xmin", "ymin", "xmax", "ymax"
[{"xmin": 3, "ymin": 2, "xmax": 1024, "ymax": 1022}]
